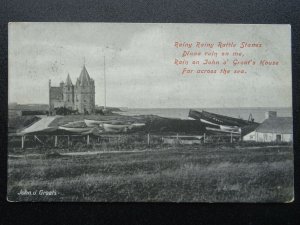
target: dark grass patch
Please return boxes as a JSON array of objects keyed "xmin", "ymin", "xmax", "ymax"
[{"xmin": 7, "ymin": 146, "xmax": 294, "ymax": 202}]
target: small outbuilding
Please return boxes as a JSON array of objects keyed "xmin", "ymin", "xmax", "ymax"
[{"xmin": 243, "ymin": 111, "xmax": 293, "ymax": 143}]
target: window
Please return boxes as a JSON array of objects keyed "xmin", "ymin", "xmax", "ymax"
[{"xmin": 276, "ymin": 134, "xmax": 281, "ymax": 142}]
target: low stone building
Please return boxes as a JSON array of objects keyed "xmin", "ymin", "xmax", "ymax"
[{"xmin": 243, "ymin": 111, "xmax": 293, "ymax": 143}]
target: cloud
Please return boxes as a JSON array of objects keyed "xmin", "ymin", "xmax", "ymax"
[{"xmin": 9, "ymin": 23, "xmax": 292, "ymax": 108}]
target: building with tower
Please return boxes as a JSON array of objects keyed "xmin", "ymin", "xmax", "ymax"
[{"xmin": 49, "ymin": 65, "xmax": 95, "ymax": 114}]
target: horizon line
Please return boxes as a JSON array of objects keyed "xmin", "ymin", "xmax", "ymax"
[{"xmin": 8, "ymin": 102, "xmax": 292, "ymax": 109}]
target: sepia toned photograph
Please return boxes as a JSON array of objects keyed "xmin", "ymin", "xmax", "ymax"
[{"xmin": 7, "ymin": 23, "xmax": 293, "ymax": 202}]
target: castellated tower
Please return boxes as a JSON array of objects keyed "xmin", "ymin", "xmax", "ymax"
[
  {"xmin": 49, "ymin": 65, "xmax": 95, "ymax": 115},
  {"xmin": 63, "ymin": 74, "xmax": 75, "ymax": 109},
  {"xmin": 74, "ymin": 65, "xmax": 95, "ymax": 114}
]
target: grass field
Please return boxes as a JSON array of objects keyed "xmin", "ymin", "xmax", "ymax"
[{"xmin": 7, "ymin": 146, "xmax": 294, "ymax": 202}]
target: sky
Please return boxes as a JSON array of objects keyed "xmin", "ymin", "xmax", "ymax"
[{"xmin": 8, "ymin": 23, "xmax": 292, "ymax": 108}]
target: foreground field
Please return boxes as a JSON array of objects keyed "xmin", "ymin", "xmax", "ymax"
[{"xmin": 7, "ymin": 146, "xmax": 293, "ymax": 202}]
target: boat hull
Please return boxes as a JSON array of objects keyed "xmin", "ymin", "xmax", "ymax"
[
  {"xmin": 84, "ymin": 119, "xmax": 106, "ymax": 127},
  {"xmin": 103, "ymin": 123, "xmax": 131, "ymax": 133},
  {"xmin": 59, "ymin": 126, "xmax": 92, "ymax": 133}
]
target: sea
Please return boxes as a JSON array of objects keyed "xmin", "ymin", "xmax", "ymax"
[{"xmin": 118, "ymin": 107, "xmax": 292, "ymax": 123}]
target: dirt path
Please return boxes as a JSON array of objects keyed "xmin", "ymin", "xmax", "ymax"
[
  {"xmin": 8, "ymin": 145, "xmax": 290, "ymax": 158},
  {"xmin": 8, "ymin": 149, "xmax": 154, "ymax": 158}
]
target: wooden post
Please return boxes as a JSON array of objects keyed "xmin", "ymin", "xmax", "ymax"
[
  {"xmin": 54, "ymin": 135, "xmax": 58, "ymax": 147},
  {"xmin": 67, "ymin": 135, "xmax": 70, "ymax": 147},
  {"xmin": 240, "ymin": 128, "xmax": 242, "ymax": 142},
  {"xmin": 230, "ymin": 132, "xmax": 233, "ymax": 143},
  {"xmin": 147, "ymin": 133, "xmax": 150, "ymax": 146},
  {"xmin": 203, "ymin": 133, "xmax": 206, "ymax": 143},
  {"xmin": 34, "ymin": 135, "xmax": 43, "ymax": 144},
  {"xmin": 87, "ymin": 135, "xmax": 90, "ymax": 145},
  {"xmin": 21, "ymin": 136, "xmax": 25, "ymax": 149}
]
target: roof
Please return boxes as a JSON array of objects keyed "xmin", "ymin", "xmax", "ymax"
[
  {"xmin": 65, "ymin": 74, "xmax": 73, "ymax": 86},
  {"xmin": 78, "ymin": 65, "xmax": 91, "ymax": 86},
  {"xmin": 50, "ymin": 87, "xmax": 63, "ymax": 100},
  {"xmin": 256, "ymin": 117, "xmax": 293, "ymax": 134},
  {"xmin": 242, "ymin": 123, "xmax": 260, "ymax": 136},
  {"xmin": 18, "ymin": 116, "xmax": 101, "ymax": 135},
  {"xmin": 21, "ymin": 116, "xmax": 59, "ymax": 134}
]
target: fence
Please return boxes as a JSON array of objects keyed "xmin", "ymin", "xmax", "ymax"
[{"xmin": 8, "ymin": 132, "xmax": 242, "ymax": 150}]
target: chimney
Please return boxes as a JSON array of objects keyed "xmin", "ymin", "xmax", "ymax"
[{"xmin": 265, "ymin": 111, "xmax": 277, "ymax": 119}]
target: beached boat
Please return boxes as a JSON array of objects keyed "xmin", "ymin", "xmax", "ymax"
[
  {"xmin": 62, "ymin": 121, "xmax": 87, "ymax": 128},
  {"xmin": 58, "ymin": 126, "xmax": 92, "ymax": 133},
  {"xmin": 102, "ymin": 123, "xmax": 131, "ymax": 133},
  {"xmin": 84, "ymin": 119, "xmax": 107, "ymax": 127},
  {"xmin": 206, "ymin": 127, "xmax": 241, "ymax": 135},
  {"xmin": 219, "ymin": 125, "xmax": 241, "ymax": 133},
  {"xmin": 188, "ymin": 109, "xmax": 259, "ymax": 135},
  {"xmin": 189, "ymin": 109, "xmax": 257, "ymax": 127},
  {"xmin": 130, "ymin": 123, "xmax": 146, "ymax": 128}
]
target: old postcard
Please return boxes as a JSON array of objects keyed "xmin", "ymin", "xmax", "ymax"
[{"xmin": 7, "ymin": 23, "xmax": 293, "ymax": 202}]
